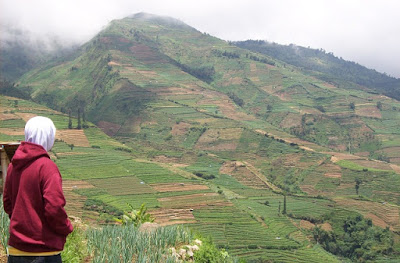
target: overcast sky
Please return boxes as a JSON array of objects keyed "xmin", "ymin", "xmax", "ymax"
[{"xmin": 1, "ymin": 0, "xmax": 399, "ymax": 78}]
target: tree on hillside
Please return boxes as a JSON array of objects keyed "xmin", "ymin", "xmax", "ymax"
[
  {"xmin": 355, "ymin": 178, "xmax": 362, "ymax": 195},
  {"xmin": 282, "ymin": 195, "xmax": 287, "ymax": 215},
  {"xmin": 313, "ymin": 214, "xmax": 394, "ymax": 261},
  {"xmin": 77, "ymin": 108, "xmax": 82, "ymax": 129},
  {"xmin": 377, "ymin": 101, "xmax": 382, "ymax": 110},
  {"xmin": 68, "ymin": 110, "xmax": 72, "ymax": 129},
  {"xmin": 349, "ymin": 102, "xmax": 355, "ymax": 110}
]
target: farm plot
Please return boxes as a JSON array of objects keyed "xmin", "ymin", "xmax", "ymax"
[
  {"xmin": 150, "ymin": 183, "xmax": 209, "ymax": 192},
  {"xmin": 230, "ymin": 246, "xmax": 340, "ymax": 263},
  {"xmin": 197, "ymin": 90, "xmax": 255, "ymax": 121},
  {"xmin": 195, "ymin": 128, "xmax": 242, "ymax": 151},
  {"xmin": 279, "ymin": 112, "xmax": 302, "ymax": 129},
  {"xmin": 63, "ymin": 180, "xmax": 94, "ymax": 218},
  {"xmin": 158, "ymin": 193, "xmax": 230, "ymax": 209},
  {"xmin": 355, "ymin": 105, "xmax": 382, "ymax": 118},
  {"xmin": 219, "ymin": 161, "xmax": 269, "ymax": 189},
  {"xmin": 0, "ymin": 118, "xmax": 26, "ymax": 128},
  {"xmin": 89, "ymin": 176, "xmax": 156, "ymax": 196},
  {"xmin": 126, "ymin": 160, "xmax": 194, "ymax": 184},
  {"xmin": 334, "ymin": 198, "xmax": 400, "ymax": 231},
  {"xmin": 0, "ymin": 112, "xmax": 19, "ymax": 121},
  {"xmin": 57, "ymin": 129, "xmax": 90, "ymax": 147},
  {"xmin": 0, "ymin": 128, "xmax": 24, "ymax": 136},
  {"xmin": 93, "ymin": 193, "xmax": 160, "ymax": 211},
  {"xmin": 149, "ymin": 208, "xmax": 196, "ymax": 225},
  {"xmin": 190, "ymin": 205, "xmax": 299, "ymax": 251}
]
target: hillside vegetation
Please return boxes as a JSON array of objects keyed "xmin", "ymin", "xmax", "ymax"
[
  {"xmin": 1, "ymin": 13, "xmax": 400, "ymax": 262},
  {"xmin": 234, "ymin": 40, "xmax": 400, "ymax": 100}
]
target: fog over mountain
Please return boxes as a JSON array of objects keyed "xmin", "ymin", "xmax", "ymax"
[{"xmin": 1, "ymin": 0, "xmax": 399, "ymax": 78}]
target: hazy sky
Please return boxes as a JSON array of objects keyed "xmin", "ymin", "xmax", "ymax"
[{"xmin": 1, "ymin": 0, "xmax": 399, "ymax": 78}]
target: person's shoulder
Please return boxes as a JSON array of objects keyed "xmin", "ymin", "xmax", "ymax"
[{"xmin": 37, "ymin": 155, "xmax": 59, "ymax": 171}]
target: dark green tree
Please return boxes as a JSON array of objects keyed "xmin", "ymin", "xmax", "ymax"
[
  {"xmin": 355, "ymin": 178, "xmax": 362, "ymax": 195},
  {"xmin": 77, "ymin": 108, "xmax": 82, "ymax": 129},
  {"xmin": 282, "ymin": 195, "xmax": 287, "ymax": 215},
  {"xmin": 68, "ymin": 110, "xmax": 72, "ymax": 129}
]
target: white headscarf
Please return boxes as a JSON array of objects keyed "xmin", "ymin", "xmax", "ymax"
[{"xmin": 25, "ymin": 116, "xmax": 56, "ymax": 152}]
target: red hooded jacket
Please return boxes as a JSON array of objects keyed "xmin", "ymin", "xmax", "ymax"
[{"xmin": 3, "ymin": 141, "xmax": 73, "ymax": 252}]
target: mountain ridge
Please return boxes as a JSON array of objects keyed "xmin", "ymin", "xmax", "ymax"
[{"xmin": 234, "ymin": 40, "xmax": 400, "ymax": 100}]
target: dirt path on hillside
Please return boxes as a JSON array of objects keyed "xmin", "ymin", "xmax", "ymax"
[{"xmin": 242, "ymin": 161, "xmax": 282, "ymax": 192}]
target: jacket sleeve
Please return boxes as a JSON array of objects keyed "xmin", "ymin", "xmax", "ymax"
[
  {"xmin": 41, "ymin": 163, "xmax": 73, "ymax": 236},
  {"xmin": 3, "ymin": 165, "xmax": 13, "ymax": 218}
]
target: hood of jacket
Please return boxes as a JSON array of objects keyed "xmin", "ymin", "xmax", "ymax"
[{"xmin": 11, "ymin": 141, "xmax": 50, "ymax": 170}]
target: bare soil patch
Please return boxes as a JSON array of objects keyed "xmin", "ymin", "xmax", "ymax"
[
  {"xmin": 97, "ymin": 121, "xmax": 121, "ymax": 136},
  {"xmin": 299, "ymin": 185, "xmax": 319, "ymax": 196},
  {"xmin": 158, "ymin": 193, "xmax": 218, "ymax": 202},
  {"xmin": 157, "ymin": 193, "xmax": 231, "ymax": 209},
  {"xmin": 329, "ymin": 152, "xmax": 363, "ymax": 163},
  {"xmin": 0, "ymin": 128, "xmax": 24, "ymax": 136},
  {"xmin": 129, "ymin": 44, "xmax": 166, "ymax": 64},
  {"xmin": 172, "ymin": 122, "xmax": 191, "ymax": 136},
  {"xmin": 250, "ymin": 63, "xmax": 257, "ymax": 72},
  {"xmin": 382, "ymin": 147, "xmax": 400, "ymax": 157},
  {"xmin": 150, "ymin": 183, "xmax": 209, "ymax": 192},
  {"xmin": 57, "ymin": 129, "xmax": 90, "ymax": 147},
  {"xmin": 108, "ymin": 61, "xmax": 122, "ymax": 66},
  {"xmin": 279, "ymin": 113, "xmax": 302, "ymax": 129},
  {"xmin": 220, "ymin": 161, "xmax": 269, "ymax": 189},
  {"xmin": 196, "ymin": 128, "xmax": 242, "ymax": 151},
  {"xmin": 324, "ymin": 173, "xmax": 342, "ymax": 178},
  {"xmin": 355, "ymin": 105, "xmax": 382, "ymax": 118},
  {"xmin": 298, "ymin": 220, "xmax": 332, "ymax": 232},
  {"xmin": 197, "ymin": 90, "xmax": 255, "ymax": 121},
  {"xmin": 299, "ymin": 220, "xmax": 315, "ymax": 230},
  {"xmin": 150, "ymin": 208, "xmax": 196, "ymax": 226},
  {"xmin": 152, "ymin": 155, "xmax": 181, "ymax": 164},
  {"xmin": 15, "ymin": 112, "xmax": 37, "ymax": 122},
  {"xmin": 320, "ymin": 222, "xmax": 333, "ymax": 231},
  {"xmin": 354, "ymin": 151, "xmax": 370, "ymax": 157},
  {"xmin": 352, "ymin": 159, "xmax": 393, "ymax": 171},
  {"xmin": 0, "ymin": 112, "xmax": 18, "ymax": 121},
  {"xmin": 390, "ymin": 163, "xmax": 400, "ymax": 173}
]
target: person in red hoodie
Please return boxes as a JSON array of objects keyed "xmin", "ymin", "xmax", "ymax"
[{"xmin": 3, "ymin": 116, "xmax": 73, "ymax": 263}]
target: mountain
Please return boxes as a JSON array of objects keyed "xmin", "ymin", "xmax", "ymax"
[
  {"xmin": 2, "ymin": 13, "xmax": 400, "ymax": 261},
  {"xmin": 8, "ymin": 13, "xmax": 400, "ymax": 157},
  {"xmin": 234, "ymin": 40, "xmax": 400, "ymax": 100}
]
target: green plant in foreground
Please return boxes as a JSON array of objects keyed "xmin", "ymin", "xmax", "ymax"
[
  {"xmin": 0, "ymin": 195, "xmax": 10, "ymax": 253},
  {"xmin": 87, "ymin": 224, "xmax": 192, "ymax": 262},
  {"xmin": 193, "ymin": 235, "xmax": 243, "ymax": 263},
  {"xmin": 115, "ymin": 203, "xmax": 155, "ymax": 226},
  {"xmin": 61, "ymin": 226, "xmax": 88, "ymax": 263}
]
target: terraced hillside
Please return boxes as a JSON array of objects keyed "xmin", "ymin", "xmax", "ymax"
[{"xmin": 2, "ymin": 13, "xmax": 400, "ymax": 262}]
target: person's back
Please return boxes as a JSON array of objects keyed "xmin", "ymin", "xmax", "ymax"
[{"xmin": 3, "ymin": 116, "xmax": 73, "ymax": 263}]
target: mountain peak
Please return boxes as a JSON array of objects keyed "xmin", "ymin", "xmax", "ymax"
[{"xmin": 127, "ymin": 12, "xmax": 193, "ymax": 30}]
